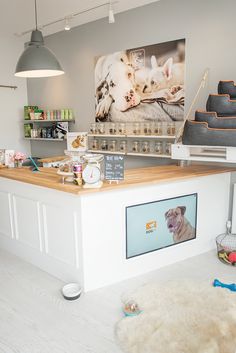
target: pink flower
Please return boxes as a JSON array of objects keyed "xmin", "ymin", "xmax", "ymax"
[{"xmin": 14, "ymin": 152, "xmax": 26, "ymax": 161}]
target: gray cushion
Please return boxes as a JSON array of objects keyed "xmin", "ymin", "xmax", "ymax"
[
  {"xmin": 195, "ymin": 110, "xmax": 236, "ymax": 128},
  {"xmin": 206, "ymin": 94, "xmax": 236, "ymax": 116},
  {"xmin": 218, "ymin": 80, "xmax": 236, "ymax": 99},
  {"xmin": 183, "ymin": 120, "xmax": 236, "ymax": 147}
]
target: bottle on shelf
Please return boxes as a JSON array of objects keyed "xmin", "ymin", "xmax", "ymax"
[
  {"xmin": 119, "ymin": 140, "xmax": 127, "ymax": 152},
  {"xmin": 141, "ymin": 141, "xmax": 150, "ymax": 153},
  {"xmin": 109, "ymin": 140, "xmax": 117, "ymax": 152},
  {"xmin": 101, "ymin": 139, "xmax": 108, "ymax": 150},
  {"xmin": 132, "ymin": 141, "xmax": 140, "ymax": 153},
  {"xmin": 109, "ymin": 123, "xmax": 116, "ymax": 134},
  {"xmin": 154, "ymin": 141, "xmax": 163, "ymax": 154},
  {"xmin": 133, "ymin": 123, "xmax": 141, "ymax": 135}
]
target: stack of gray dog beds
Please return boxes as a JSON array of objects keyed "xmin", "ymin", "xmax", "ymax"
[{"xmin": 183, "ymin": 80, "xmax": 236, "ymax": 146}]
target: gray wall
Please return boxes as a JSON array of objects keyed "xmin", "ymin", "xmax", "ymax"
[{"xmin": 28, "ymin": 0, "xmax": 236, "ymax": 168}]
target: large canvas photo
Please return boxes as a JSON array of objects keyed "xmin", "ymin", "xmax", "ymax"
[
  {"xmin": 126, "ymin": 193, "xmax": 197, "ymax": 259},
  {"xmin": 95, "ymin": 38, "xmax": 185, "ymax": 122}
]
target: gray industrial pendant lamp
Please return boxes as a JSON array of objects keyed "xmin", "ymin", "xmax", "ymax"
[{"xmin": 15, "ymin": 0, "xmax": 64, "ymax": 78}]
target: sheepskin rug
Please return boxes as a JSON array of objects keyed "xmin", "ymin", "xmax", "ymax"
[{"xmin": 115, "ymin": 281, "xmax": 236, "ymax": 353}]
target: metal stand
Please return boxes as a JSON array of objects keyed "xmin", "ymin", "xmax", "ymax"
[{"xmin": 108, "ymin": 180, "xmax": 120, "ymax": 185}]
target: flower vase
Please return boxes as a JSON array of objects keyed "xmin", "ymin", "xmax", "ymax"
[{"xmin": 15, "ymin": 160, "xmax": 23, "ymax": 168}]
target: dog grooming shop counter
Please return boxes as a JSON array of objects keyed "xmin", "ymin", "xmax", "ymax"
[{"xmin": 0, "ymin": 165, "xmax": 234, "ymax": 291}]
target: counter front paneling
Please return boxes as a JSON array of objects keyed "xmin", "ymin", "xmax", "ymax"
[{"xmin": 0, "ymin": 164, "xmax": 235, "ymax": 291}]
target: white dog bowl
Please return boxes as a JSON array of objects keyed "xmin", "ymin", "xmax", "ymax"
[{"xmin": 61, "ymin": 283, "xmax": 82, "ymax": 300}]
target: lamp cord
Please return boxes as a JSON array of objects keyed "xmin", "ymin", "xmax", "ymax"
[{"xmin": 34, "ymin": 0, "xmax": 38, "ymax": 30}]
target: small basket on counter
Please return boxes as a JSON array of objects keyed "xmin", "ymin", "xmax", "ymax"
[{"xmin": 216, "ymin": 221, "xmax": 236, "ymax": 266}]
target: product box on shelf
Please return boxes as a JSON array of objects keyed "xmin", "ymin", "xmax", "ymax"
[
  {"xmin": 5, "ymin": 150, "xmax": 15, "ymax": 168},
  {"xmin": 24, "ymin": 106, "xmax": 38, "ymax": 120},
  {"xmin": 0, "ymin": 149, "xmax": 5, "ymax": 165}
]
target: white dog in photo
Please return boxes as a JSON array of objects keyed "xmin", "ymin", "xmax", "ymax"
[
  {"xmin": 95, "ymin": 51, "xmax": 141, "ymax": 120},
  {"xmin": 135, "ymin": 56, "xmax": 184, "ymax": 95}
]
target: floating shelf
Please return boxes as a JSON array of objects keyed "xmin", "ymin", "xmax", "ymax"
[
  {"xmin": 87, "ymin": 149, "xmax": 171, "ymax": 158},
  {"xmin": 126, "ymin": 135, "xmax": 175, "ymax": 139},
  {"xmin": 171, "ymin": 144, "xmax": 236, "ymax": 163},
  {"xmin": 128, "ymin": 152, "xmax": 171, "ymax": 158},
  {"xmin": 24, "ymin": 119, "xmax": 75, "ymax": 123},
  {"xmin": 24, "ymin": 138, "xmax": 65, "ymax": 142},
  {"xmin": 87, "ymin": 149, "xmax": 126, "ymax": 155},
  {"xmin": 87, "ymin": 133, "xmax": 175, "ymax": 139}
]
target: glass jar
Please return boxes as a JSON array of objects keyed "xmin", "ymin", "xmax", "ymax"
[
  {"xmin": 143, "ymin": 122, "xmax": 152, "ymax": 135},
  {"xmin": 133, "ymin": 123, "xmax": 141, "ymax": 135},
  {"xmin": 91, "ymin": 139, "xmax": 98, "ymax": 150},
  {"xmin": 101, "ymin": 139, "xmax": 108, "ymax": 150},
  {"xmin": 109, "ymin": 123, "xmax": 116, "ymax": 135},
  {"xmin": 165, "ymin": 142, "xmax": 172, "ymax": 155},
  {"xmin": 154, "ymin": 122, "xmax": 163, "ymax": 136},
  {"xmin": 154, "ymin": 141, "xmax": 163, "ymax": 154},
  {"xmin": 90, "ymin": 123, "xmax": 97, "ymax": 134},
  {"xmin": 132, "ymin": 141, "xmax": 140, "ymax": 153},
  {"xmin": 118, "ymin": 123, "xmax": 126, "ymax": 135},
  {"xmin": 119, "ymin": 140, "xmax": 127, "ymax": 153},
  {"xmin": 167, "ymin": 122, "xmax": 175, "ymax": 136},
  {"xmin": 109, "ymin": 140, "xmax": 117, "ymax": 152},
  {"xmin": 98, "ymin": 123, "xmax": 105, "ymax": 134},
  {"xmin": 141, "ymin": 141, "xmax": 150, "ymax": 153}
]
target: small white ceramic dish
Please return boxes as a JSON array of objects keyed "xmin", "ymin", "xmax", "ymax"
[{"xmin": 61, "ymin": 283, "xmax": 82, "ymax": 301}]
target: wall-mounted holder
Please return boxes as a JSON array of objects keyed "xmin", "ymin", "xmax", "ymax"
[{"xmin": 0, "ymin": 85, "xmax": 17, "ymax": 90}]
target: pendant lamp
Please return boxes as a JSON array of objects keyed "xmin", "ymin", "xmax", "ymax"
[{"xmin": 15, "ymin": 0, "xmax": 64, "ymax": 78}]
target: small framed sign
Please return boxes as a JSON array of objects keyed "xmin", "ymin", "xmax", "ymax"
[
  {"xmin": 104, "ymin": 155, "xmax": 124, "ymax": 181},
  {"xmin": 67, "ymin": 132, "xmax": 88, "ymax": 152}
]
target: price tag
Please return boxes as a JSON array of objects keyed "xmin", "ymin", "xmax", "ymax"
[{"xmin": 104, "ymin": 155, "xmax": 124, "ymax": 181}]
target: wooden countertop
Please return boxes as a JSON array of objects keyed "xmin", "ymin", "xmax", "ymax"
[{"xmin": 0, "ymin": 165, "xmax": 235, "ymax": 195}]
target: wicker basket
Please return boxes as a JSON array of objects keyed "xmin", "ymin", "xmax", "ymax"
[{"xmin": 216, "ymin": 230, "xmax": 236, "ymax": 266}]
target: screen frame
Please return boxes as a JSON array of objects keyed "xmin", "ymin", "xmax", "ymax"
[{"xmin": 125, "ymin": 193, "xmax": 198, "ymax": 259}]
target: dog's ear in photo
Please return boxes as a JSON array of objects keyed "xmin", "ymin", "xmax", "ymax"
[
  {"xmin": 165, "ymin": 210, "xmax": 170, "ymax": 219},
  {"xmin": 151, "ymin": 55, "xmax": 158, "ymax": 70},
  {"xmin": 162, "ymin": 57, "xmax": 173, "ymax": 80},
  {"xmin": 178, "ymin": 206, "xmax": 186, "ymax": 215}
]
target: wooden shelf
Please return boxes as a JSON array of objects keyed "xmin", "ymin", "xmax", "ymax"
[
  {"xmin": 24, "ymin": 138, "xmax": 65, "ymax": 142},
  {"xmin": 126, "ymin": 135, "xmax": 175, "ymax": 139},
  {"xmin": 88, "ymin": 134, "xmax": 176, "ymax": 139},
  {"xmin": 24, "ymin": 119, "xmax": 75, "ymax": 123},
  {"xmin": 87, "ymin": 149, "xmax": 171, "ymax": 158},
  {"xmin": 128, "ymin": 152, "xmax": 171, "ymax": 158},
  {"xmin": 87, "ymin": 149, "xmax": 126, "ymax": 155}
]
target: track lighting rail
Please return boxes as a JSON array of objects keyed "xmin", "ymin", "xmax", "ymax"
[{"xmin": 15, "ymin": 1, "xmax": 118, "ymax": 37}]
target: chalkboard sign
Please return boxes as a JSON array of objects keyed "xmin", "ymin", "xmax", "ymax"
[{"xmin": 104, "ymin": 155, "xmax": 124, "ymax": 181}]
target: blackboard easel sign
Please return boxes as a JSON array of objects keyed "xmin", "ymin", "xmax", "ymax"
[{"xmin": 104, "ymin": 155, "xmax": 124, "ymax": 183}]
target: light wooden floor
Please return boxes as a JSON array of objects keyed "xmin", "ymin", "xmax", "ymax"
[{"xmin": 0, "ymin": 249, "xmax": 235, "ymax": 353}]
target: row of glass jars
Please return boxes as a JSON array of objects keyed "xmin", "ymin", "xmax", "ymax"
[
  {"xmin": 91, "ymin": 139, "xmax": 172, "ymax": 155},
  {"xmin": 90, "ymin": 122, "xmax": 176, "ymax": 136}
]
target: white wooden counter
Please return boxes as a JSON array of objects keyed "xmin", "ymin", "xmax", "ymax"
[{"xmin": 0, "ymin": 165, "xmax": 234, "ymax": 291}]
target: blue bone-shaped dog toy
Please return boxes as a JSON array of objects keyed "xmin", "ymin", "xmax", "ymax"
[{"xmin": 213, "ymin": 279, "xmax": 236, "ymax": 292}]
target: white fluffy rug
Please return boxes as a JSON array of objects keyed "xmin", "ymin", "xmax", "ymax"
[{"xmin": 115, "ymin": 281, "xmax": 236, "ymax": 353}]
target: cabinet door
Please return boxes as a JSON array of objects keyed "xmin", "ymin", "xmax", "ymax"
[
  {"xmin": 42, "ymin": 203, "xmax": 79, "ymax": 268},
  {"xmin": 13, "ymin": 195, "xmax": 42, "ymax": 251},
  {"xmin": 0, "ymin": 191, "xmax": 13, "ymax": 238}
]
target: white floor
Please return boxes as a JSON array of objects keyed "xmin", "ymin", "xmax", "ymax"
[{"xmin": 0, "ymin": 249, "xmax": 236, "ymax": 353}]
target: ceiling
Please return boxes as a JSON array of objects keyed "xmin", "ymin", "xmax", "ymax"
[{"xmin": 0, "ymin": 0, "xmax": 160, "ymax": 39}]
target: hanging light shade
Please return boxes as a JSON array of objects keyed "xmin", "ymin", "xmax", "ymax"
[{"xmin": 15, "ymin": 0, "xmax": 64, "ymax": 78}]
